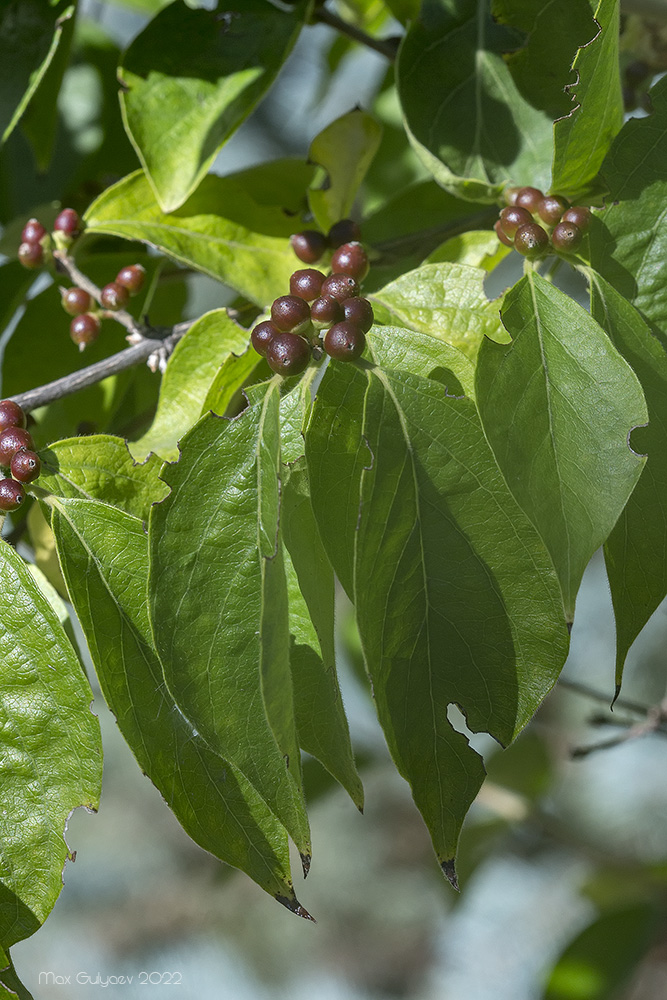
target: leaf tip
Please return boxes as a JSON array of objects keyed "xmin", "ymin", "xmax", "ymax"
[
  {"xmin": 611, "ymin": 683, "xmax": 621, "ymax": 711},
  {"xmin": 566, "ymin": 620, "xmax": 574, "ymax": 635},
  {"xmin": 440, "ymin": 857, "xmax": 460, "ymax": 892},
  {"xmin": 276, "ymin": 894, "xmax": 316, "ymax": 923}
]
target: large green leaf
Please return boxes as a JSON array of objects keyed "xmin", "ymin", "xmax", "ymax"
[
  {"xmin": 588, "ymin": 273, "xmax": 667, "ymax": 687},
  {"xmin": 119, "ymin": 0, "xmax": 306, "ymax": 212},
  {"xmin": 425, "ymin": 229, "xmax": 510, "ymax": 272},
  {"xmin": 0, "ymin": 0, "xmax": 75, "ymax": 145},
  {"xmin": 590, "ymin": 74, "xmax": 667, "ymax": 340},
  {"xmin": 131, "ymin": 310, "xmax": 249, "ymax": 462},
  {"xmin": 84, "ymin": 170, "xmax": 301, "ymax": 307},
  {"xmin": 369, "ymin": 262, "xmax": 508, "ymax": 359},
  {"xmin": 396, "ymin": 0, "xmax": 553, "ymax": 202},
  {"xmin": 551, "ymin": 0, "xmax": 623, "ymax": 197},
  {"xmin": 51, "ymin": 498, "xmax": 309, "ymax": 915},
  {"xmin": 307, "ymin": 109, "xmax": 382, "ymax": 233},
  {"xmin": 367, "ymin": 324, "xmax": 476, "ymax": 398},
  {"xmin": 38, "ymin": 435, "xmax": 167, "ymax": 521},
  {"xmin": 0, "ymin": 539, "xmax": 101, "ymax": 949},
  {"xmin": 476, "ymin": 271, "xmax": 647, "ymax": 621},
  {"xmin": 148, "ymin": 383, "xmax": 311, "ymax": 861},
  {"xmin": 306, "ymin": 340, "xmax": 569, "ymax": 881}
]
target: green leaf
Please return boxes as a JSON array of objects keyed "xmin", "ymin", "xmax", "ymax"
[
  {"xmin": 0, "ymin": 539, "xmax": 101, "ymax": 949},
  {"xmin": 307, "ymin": 109, "xmax": 382, "ymax": 233},
  {"xmin": 51, "ymin": 498, "xmax": 309, "ymax": 915},
  {"xmin": 476, "ymin": 272, "xmax": 647, "ymax": 621},
  {"xmin": 590, "ymin": 74, "xmax": 667, "ymax": 340},
  {"xmin": 119, "ymin": 0, "xmax": 306, "ymax": 212},
  {"xmin": 0, "ymin": 951, "xmax": 33, "ymax": 1000},
  {"xmin": 396, "ymin": 0, "xmax": 553, "ymax": 202},
  {"xmin": 131, "ymin": 310, "xmax": 249, "ymax": 462},
  {"xmin": 0, "ymin": 0, "xmax": 75, "ymax": 145},
  {"xmin": 306, "ymin": 355, "xmax": 569, "ymax": 877},
  {"xmin": 369, "ymin": 262, "xmax": 508, "ymax": 359},
  {"xmin": 148, "ymin": 384, "xmax": 311, "ymax": 860},
  {"xmin": 84, "ymin": 170, "xmax": 300, "ymax": 307},
  {"xmin": 551, "ymin": 0, "xmax": 624, "ymax": 197},
  {"xmin": 367, "ymin": 324, "xmax": 476, "ymax": 399},
  {"xmin": 425, "ymin": 229, "xmax": 511, "ymax": 271},
  {"xmin": 203, "ymin": 347, "xmax": 263, "ymax": 418},
  {"xmin": 588, "ymin": 273, "xmax": 667, "ymax": 686},
  {"xmin": 38, "ymin": 435, "xmax": 167, "ymax": 520}
]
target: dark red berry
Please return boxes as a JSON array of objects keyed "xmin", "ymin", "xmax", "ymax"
[
  {"xmin": 499, "ymin": 206, "xmax": 533, "ymax": 238},
  {"xmin": 53, "ymin": 208, "xmax": 81, "ymax": 238},
  {"xmin": 70, "ymin": 313, "xmax": 100, "ymax": 349},
  {"xmin": 0, "ymin": 427, "xmax": 34, "ymax": 467},
  {"xmin": 494, "ymin": 219, "xmax": 514, "ymax": 248},
  {"xmin": 503, "ymin": 187, "xmax": 522, "ymax": 206},
  {"xmin": 324, "ymin": 322, "xmax": 366, "ymax": 361},
  {"xmin": 551, "ymin": 221, "xmax": 583, "ymax": 253},
  {"xmin": 341, "ymin": 296, "xmax": 374, "ymax": 333},
  {"xmin": 561, "ymin": 206, "xmax": 591, "ymax": 233},
  {"xmin": 18, "ymin": 242, "xmax": 44, "ymax": 269},
  {"xmin": 327, "ymin": 219, "xmax": 361, "ymax": 248},
  {"xmin": 21, "ymin": 218, "xmax": 46, "ymax": 244},
  {"xmin": 266, "ymin": 333, "xmax": 311, "ymax": 376},
  {"xmin": 290, "ymin": 231, "xmax": 328, "ymax": 265},
  {"xmin": 515, "ymin": 187, "xmax": 544, "ymax": 214},
  {"xmin": 100, "ymin": 282, "xmax": 129, "ymax": 311},
  {"xmin": 115, "ymin": 264, "xmax": 146, "ymax": 295},
  {"xmin": 310, "ymin": 295, "xmax": 343, "ymax": 328},
  {"xmin": 514, "ymin": 222, "xmax": 549, "ymax": 258},
  {"xmin": 321, "ymin": 273, "xmax": 359, "ymax": 303},
  {"xmin": 10, "ymin": 450, "xmax": 40, "ymax": 484},
  {"xmin": 0, "ymin": 478, "xmax": 25, "ymax": 512},
  {"xmin": 271, "ymin": 295, "xmax": 311, "ymax": 333},
  {"xmin": 62, "ymin": 287, "xmax": 92, "ymax": 316},
  {"xmin": 289, "ymin": 269, "xmax": 325, "ymax": 302},
  {"xmin": 330, "ymin": 242, "xmax": 370, "ymax": 282},
  {"xmin": 537, "ymin": 195, "xmax": 569, "ymax": 225},
  {"xmin": 251, "ymin": 320, "xmax": 278, "ymax": 357},
  {"xmin": 0, "ymin": 400, "xmax": 27, "ymax": 433}
]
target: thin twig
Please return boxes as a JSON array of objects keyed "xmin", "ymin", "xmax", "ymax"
[
  {"xmin": 571, "ymin": 699, "xmax": 667, "ymax": 758},
  {"xmin": 557, "ymin": 676, "xmax": 650, "ymax": 716},
  {"xmin": 314, "ymin": 5, "xmax": 399, "ymax": 60},
  {"xmin": 53, "ymin": 249, "xmax": 146, "ymax": 340}
]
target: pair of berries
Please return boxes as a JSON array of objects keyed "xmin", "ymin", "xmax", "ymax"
[
  {"xmin": 251, "ymin": 237, "xmax": 373, "ymax": 376},
  {"xmin": 0, "ymin": 400, "xmax": 41, "ymax": 512},
  {"xmin": 18, "ymin": 209, "xmax": 82, "ymax": 270},
  {"xmin": 65, "ymin": 265, "xmax": 146, "ymax": 350},
  {"xmin": 290, "ymin": 218, "xmax": 362, "ymax": 266},
  {"xmin": 494, "ymin": 187, "xmax": 592, "ymax": 259}
]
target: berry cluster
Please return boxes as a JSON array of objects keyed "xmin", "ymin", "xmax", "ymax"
[
  {"xmin": 0, "ymin": 400, "xmax": 41, "ymax": 512},
  {"xmin": 494, "ymin": 187, "xmax": 592, "ymax": 259},
  {"xmin": 251, "ymin": 219, "xmax": 374, "ymax": 376},
  {"xmin": 18, "ymin": 209, "xmax": 82, "ymax": 270},
  {"xmin": 63, "ymin": 264, "xmax": 146, "ymax": 350}
]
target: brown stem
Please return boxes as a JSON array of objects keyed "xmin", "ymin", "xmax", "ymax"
[
  {"xmin": 314, "ymin": 5, "xmax": 399, "ymax": 60},
  {"xmin": 53, "ymin": 249, "xmax": 146, "ymax": 339}
]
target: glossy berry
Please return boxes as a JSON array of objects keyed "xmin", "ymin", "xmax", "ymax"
[
  {"xmin": 21, "ymin": 218, "xmax": 46, "ymax": 245},
  {"xmin": 514, "ymin": 222, "xmax": 549, "ymax": 259},
  {"xmin": 494, "ymin": 219, "xmax": 514, "ymax": 248},
  {"xmin": 499, "ymin": 206, "xmax": 533, "ymax": 238},
  {"xmin": 515, "ymin": 187, "xmax": 544, "ymax": 214},
  {"xmin": 251, "ymin": 320, "xmax": 278, "ymax": 357},
  {"xmin": 551, "ymin": 221, "xmax": 583, "ymax": 253},
  {"xmin": 0, "ymin": 427, "xmax": 34, "ymax": 467},
  {"xmin": 321, "ymin": 273, "xmax": 359, "ymax": 303},
  {"xmin": 324, "ymin": 322, "xmax": 366, "ymax": 361},
  {"xmin": 330, "ymin": 242, "xmax": 370, "ymax": 282},
  {"xmin": 341, "ymin": 296, "xmax": 374, "ymax": 333},
  {"xmin": 266, "ymin": 333, "xmax": 311, "ymax": 376},
  {"xmin": 290, "ymin": 230, "xmax": 328, "ymax": 265},
  {"xmin": 100, "ymin": 282, "xmax": 129, "ymax": 311},
  {"xmin": 310, "ymin": 295, "xmax": 343, "ymax": 328},
  {"xmin": 53, "ymin": 208, "xmax": 81, "ymax": 238},
  {"xmin": 0, "ymin": 400, "xmax": 27, "ymax": 433},
  {"xmin": 18, "ymin": 242, "xmax": 44, "ymax": 269},
  {"xmin": 271, "ymin": 295, "xmax": 311, "ymax": 333},
  {"xmin": 10, "ymin": 450, "xmax": 40, "ymax": 484},
  {"xmin": 0, "ymin": 478, "xmax": 25, "ymax": 512},
  {"xmin": 116, "ymin": 264, "xmax": 146, "ymax": 295},
  {"xmin": 70, "ymin": 313, "xmax": 100, "ymax": 349},
  {"xmin": 561, "ymin": 206, "xmax": 592, "ymax": 233},
  {"xmin": 62, "ymin": 287, "xmax": 92, "ymax": 316},
  {"xmin": 327, "ymin": 219, "xmax": 361, "ymax": 248},
  {"xmin": 537, "ymin": 195, "xmax": 569, "ymax": 225},
  {"xmin": 289, "ymin": 269, "xmax": 325, "ymax": 302},
  {"xmin": 503, "ymin": 187, "xmax": 522, "ymax": 206}
]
